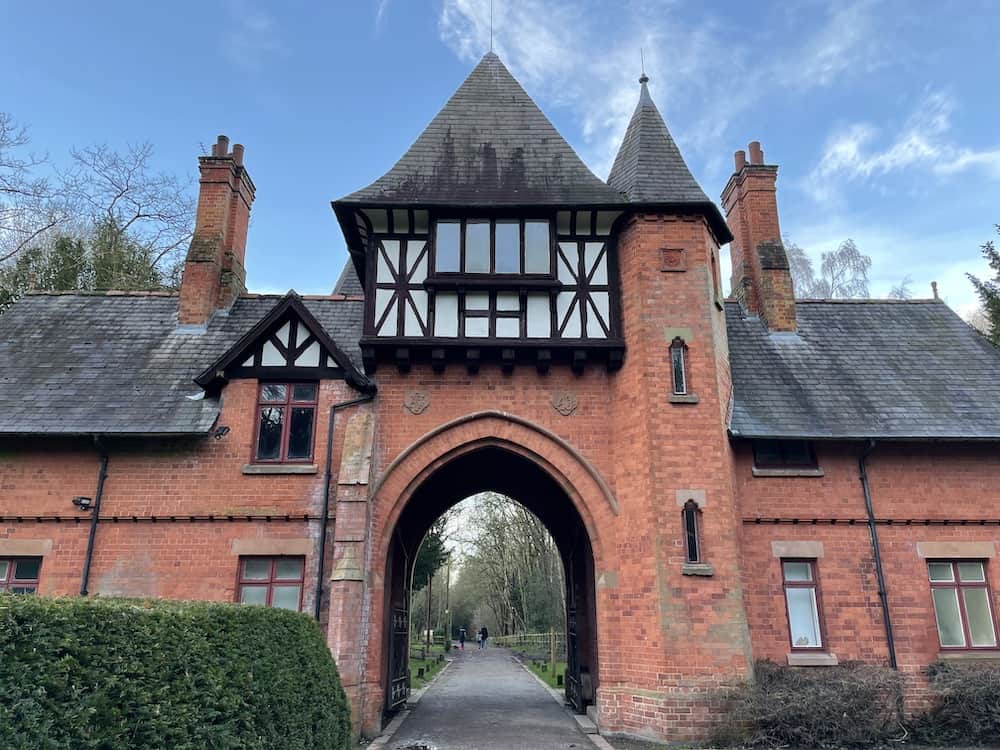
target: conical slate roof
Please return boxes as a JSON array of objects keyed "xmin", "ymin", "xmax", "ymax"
[
  {"xmin": 338, "ymin": 52, "xmax": 625, "ymax": 206},
  {"xmin": 607, "ymin": 77, "xmax": 710, "ymax": 204}
]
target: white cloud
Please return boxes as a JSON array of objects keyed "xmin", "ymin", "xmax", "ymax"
[
  {"xmin": 222, "ymin": 0, "xmax": 284, "ymax": 72},
  {"xmin": 806, "ymin": 91, "xmax": 1000, "ymax": 202},
  {"xmin": 436, "ymin": 0, "xmax": 889, "ymax": 180},
  {"xmin": 375, "ymin": 0, "xmax": 390, "ymax": 34}
]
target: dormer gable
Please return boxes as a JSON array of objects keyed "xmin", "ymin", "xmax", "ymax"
[{"xmin": 195, "ymin": 292, "xmax": 374, "ymax": 393}]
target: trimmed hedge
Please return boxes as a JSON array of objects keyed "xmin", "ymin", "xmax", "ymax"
[
  {"xmin": 0, "ymin": 595, "xmax": 350, "ymax": 750},
  {"xmin": 713, "ymin": 659, "xmax": 903, "ymax": 748},
  {"xmin": 913, "ymin": 660, "xmax": 1000, "ymax": 745}
]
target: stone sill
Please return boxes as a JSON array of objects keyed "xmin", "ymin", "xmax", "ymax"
[
  {"xmin": 752, "ymin": 467, "xmax": 825, "ymax": 478},
  {"xmin": 669, "ymin": 393, "xmax": 699, "ymax": 405},
  {"xmin": 787, "ymin": 652, "xmax": 839, "ymax": 667},
  {"xmin": 937, "ymin": 650, "xmax": 1000, "ymax": 661},
  {"xmin": 681, "ymin": 562, "xmax": 714, "ymax": 577},
  {"xmin": 242, "ymin": 463, "xmax": 318, "ymax": 475}
]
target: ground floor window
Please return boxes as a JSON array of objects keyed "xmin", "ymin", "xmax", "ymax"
[
  {"xmin": 928, "ymin": 560, "xmax": 998, "ymax": 649},
  {"xmin": 782, "ymin": 559, "xmax": 825, "ymax": 649},
  {"xmin": 237, "ymin": 556, "xmax": 305, "ymax": 611},
  {"xmin": 0, "ymin": 557, "xmax": 41, "ymax": 593}
]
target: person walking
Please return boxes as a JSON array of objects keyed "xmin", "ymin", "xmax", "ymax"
[
  {"xmin": 479, "ymin": 625, "xmax": 489, "ymax": 650},
  {"xmin": 458, "ymin": 627, "xmax": 466, "ymax": 650}
]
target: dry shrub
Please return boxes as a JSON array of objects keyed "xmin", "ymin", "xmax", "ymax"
[
  {"xmin": 713, "ymin": 660, "xmax": 903, "ymax": 749},
  {"xmin": 913, "ymin": 660, "xmax": 1000, "ymax": 745}
]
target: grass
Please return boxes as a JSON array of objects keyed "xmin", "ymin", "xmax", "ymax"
[
  {"xmin": 408, "ymin": 640, "xmax": 450, "ymax": 690},
  {"xmin": 525, "ymin": 657, "xmax": 567, "ymax": 690}
]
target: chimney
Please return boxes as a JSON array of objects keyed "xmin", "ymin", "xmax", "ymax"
[
  {"xmin": 720, "ymin": 141, "xmax": 796, "ymax": 332},
  {"xmin": 178, "ymin": 134, "xmax": 256, "ymax": 326}
]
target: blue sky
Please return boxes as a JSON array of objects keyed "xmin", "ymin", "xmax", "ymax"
[{"xmin": 4, "ymin": 1, "xmax": 998, "ymax": 316}]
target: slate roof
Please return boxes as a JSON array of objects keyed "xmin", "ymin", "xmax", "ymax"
[
  {"xmin": 608, "ymin": 78, "xmax": 711, "ymax": 205},
  {"xmin": 336, "ymin": 52, "xmax": 625, "ymax": 207},
  {"xmin": 726, "ymin": 300, "xmax": 1000, "ymax": 440},
  {"xmin": 0, "ymin": 292, "xmax": 365, "ymax": 435}
]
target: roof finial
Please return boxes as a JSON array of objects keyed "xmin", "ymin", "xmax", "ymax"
[{"xmin": 639, "ymin": 48, "xmax": 648, "ymax": 84}]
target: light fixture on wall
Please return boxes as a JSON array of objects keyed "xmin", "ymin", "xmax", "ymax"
[
  {"xmin": 213, "ymin": 425, "xmax": 231, "ymax": 440},
  {"xmin": 72, "ymin": 496, "xmax": 93, "ymax": 511}
]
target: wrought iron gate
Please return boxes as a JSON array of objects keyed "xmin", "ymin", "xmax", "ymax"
[
  {"xmin": 388, "ymin": 606, "xmax": 410, "ymax": 710},
  {"xmin": 565, "ymin": 605, "xmax": 584, "ymax": 713}
]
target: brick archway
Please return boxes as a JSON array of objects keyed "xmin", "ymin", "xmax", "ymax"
[{"xmin": 358, "ymin": 410, "xmax": 617, "ymax": 734}]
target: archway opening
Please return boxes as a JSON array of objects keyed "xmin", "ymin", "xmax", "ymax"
[{"xmin": 381, "ymin": 445, "xmax": 598, "ymax": 718}]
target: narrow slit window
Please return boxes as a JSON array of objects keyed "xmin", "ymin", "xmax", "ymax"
[
  {"xmin": 682, "ymin": 500, "xmax": 701, "ymax": 563},
  {"xmin": 670, "ymin": 337, "xmax": 688, "ymax": 395}
]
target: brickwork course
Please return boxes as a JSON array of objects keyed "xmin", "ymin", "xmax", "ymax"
[{"xmin": 2, "ymin": 52, "xmax": 1000, "ymax": 743}]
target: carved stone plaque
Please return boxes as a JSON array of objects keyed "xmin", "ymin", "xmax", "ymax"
[
  {"xmin": 660, "ymin": 247, "xmax": 687, "ymax": 272},
  {"xmin": 551, "ymin": 391, "xmax": 578, "ymax": 416},
  {"xmin": 403, "ymin": 390, "xmax": 430, "ymax": 415}
]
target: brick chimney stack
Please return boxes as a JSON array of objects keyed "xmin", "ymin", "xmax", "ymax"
[
  {"xmin": 178, "ymin": 135, "xmax": 256, "ymax": 327},
  {"xmin": 720, "ymin": 141, "xmax": 796, "ymax": 332}
]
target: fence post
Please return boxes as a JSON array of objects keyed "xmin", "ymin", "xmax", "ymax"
[{"xmin": 550, "ymin": 628, "xmax": 556, "ymax": 680}]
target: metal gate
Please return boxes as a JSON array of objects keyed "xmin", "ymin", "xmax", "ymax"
[
  {"xmin": 565, "ymin": 605, "xmax": 584, "ymax": 713},
  {"xmin": 388, "ymin": 606, "xmax": 410, "ymax": 710}
]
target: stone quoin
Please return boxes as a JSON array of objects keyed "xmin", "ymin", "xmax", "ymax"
[{"xmin": 2, "ymin": 53, "xmax": 1000, "ymax": 742}]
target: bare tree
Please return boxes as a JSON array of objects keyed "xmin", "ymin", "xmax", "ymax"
[
  {"xmin": 60, "ymin": 143, "xmax": 195, "ymax": 284},
  {"xmin": 888, "ymin": 275, "xmax": 913, "ymax": 300},
  {"xmin": 0, "ymin": 113, "xmax": 66, "ymax": 263},
  {"xmin": 786, "ymin": 237, "xmax": 872, "ymax": 299}
]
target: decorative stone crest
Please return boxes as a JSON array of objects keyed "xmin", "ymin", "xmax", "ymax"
[
  {"xmin": 551, "ymin": 391, "xmax": 578, "ymax": 416},
  {"xmin": 403, "ymin": 390, "xmax": 429, "ymax": 415},
  {"xmin": 659, "ymin": 247, "xmax": 687, "ymax": 272}
]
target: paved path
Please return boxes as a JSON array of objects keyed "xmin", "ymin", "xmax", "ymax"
[{"xmin": 387, "ymin": 647, "xmax": 590, "ymax": 750}]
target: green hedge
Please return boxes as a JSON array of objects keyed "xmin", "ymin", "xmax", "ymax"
[{"xmin": 0, "ymin": 595, "xmax": 350, "ymax": 750}]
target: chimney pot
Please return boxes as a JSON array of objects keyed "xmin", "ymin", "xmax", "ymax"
[
  {"xmin": 931, "ymin": 281, "xmax": 939, "ymax": 300},
  {"xmin": 215, "ymin": 134, "xmax": 230, "ymax": 157},
  {"xmin": 748, "ymin": 141, "xmax": 763, "ymax": 165},
  {"xmin": 734, "ymin": 150, "xmax": 747, "ymax": 171},
  {"xmin": 231, "ymin": 143, "xmax": 245, "ymax": 166}
]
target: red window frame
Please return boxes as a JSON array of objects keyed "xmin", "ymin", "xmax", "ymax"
[
  {"xmin": 253, "ymin": 382, "xmax": 318, "ymax": 463},
  {"xmin": 781, "ymin": 558, "xmax": 829, "ymax": 652},
  {"xmin": 0, "ymin": 557, "xmax": 41, "ymax": 594},
  {"xmin": 928, "ymin": 560, "xmax": 999, "ymax": 651},
  {"xmin": 236, "ymin": 556, "xmax": 305, "ymax": 611}
]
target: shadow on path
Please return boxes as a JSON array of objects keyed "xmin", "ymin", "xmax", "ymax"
[{"xmin": 387, "ymin": 646, "xmax": 589, "ymax": 750}]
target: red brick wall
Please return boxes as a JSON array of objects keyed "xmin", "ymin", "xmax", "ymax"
[
  {"xmin": 0, "ymin": 378, "xmax": 365, "ymax": 612},
  {"xmin": 736, "ymin": 440, "xmax": 1000, "ymax": 709}
]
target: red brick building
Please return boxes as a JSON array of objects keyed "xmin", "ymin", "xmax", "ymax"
[{"xmin": 2, "ymin": 54, "xmax": 999, "ymax": 741}]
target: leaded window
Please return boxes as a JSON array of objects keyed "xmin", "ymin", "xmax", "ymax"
[{"xmin": 254, "ymin": 383, "xmax": 318, "ymax": 463}]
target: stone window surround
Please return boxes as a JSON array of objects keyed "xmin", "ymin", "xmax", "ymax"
[
  {"xmin": 676, "ymin": 491, "xmax": 713, "ymax": 576},
  {"xmin": 770, "ymin": 540, "xmax": 839, "ymax": 666}
]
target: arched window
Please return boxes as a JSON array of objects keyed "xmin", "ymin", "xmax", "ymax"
[
  {"xmin": 670, "ymin": 337, "xmax": 688, "ymax": 395},
  {"xmin": 682, "ymin": 499, "xmax": 701, "ymax": 563}
]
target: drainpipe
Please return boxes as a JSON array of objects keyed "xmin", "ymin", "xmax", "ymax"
[
  {"xmin": 859, "ymin": 439, "xmax": 897, "ymax": 669},
  {"xmin": 80, "ymin": 438, "xmax": 109, "ymax": 596},
  {"xmin": 314, "ymin": 393, "xmax": 376, "ymax": 621}
]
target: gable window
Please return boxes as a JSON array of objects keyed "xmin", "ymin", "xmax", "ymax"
[
  {"xmin": 782, "ymin": 559, "xmax": 825, "ymax": 650},
  {"xmin": 433, "ymin": 218, "xmax": 552, "ymax": 275},
  {"xmin": 0, "ymin": 557, "xmax": 41, "ymax": 594},
  {"xmin": 928, "ymin": 560, "xmax": 998, "ymax": 649},
  {"xmin": 237, "ymin": 556, "xmax": 305, "ymax": 611},
  {"xmin": 670, "ymin": 337, "xmax": 688, "ymax": 395},
  {"xmin": 254, "ymin": 383, "xmax": 318, "ymax": 463},
  {"xmin": 753, "ymin": 440, "xmax": 816, "ymax": 470},
  {"xmin": 682, "ymin": 500, "xmax": 701, "ymax": 563}
]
